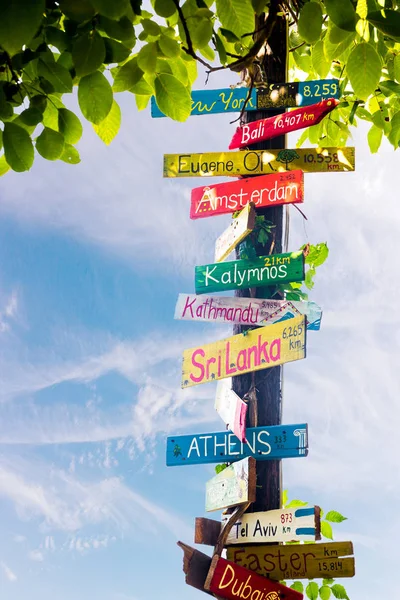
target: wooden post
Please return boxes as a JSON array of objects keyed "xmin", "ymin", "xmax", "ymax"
[{"xmin": 233, "ymin": 10, "xmax": 287, "ymax": 514}]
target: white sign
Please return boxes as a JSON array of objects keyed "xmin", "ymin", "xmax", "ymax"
[{"xmin": 214, "ymin": 203, "xmax": 255, "ymax": 262}]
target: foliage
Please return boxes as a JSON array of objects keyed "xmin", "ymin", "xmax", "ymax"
[
  {"xmin": 278, "ymin": 242, "xmax": 329, "ymax": 301},
  {"xmin": 282, "ymin": 490, "xmax": 350, "ymax": 600},
  {"xmin": 0, "ymin": 0, "xmax": 400, "ymax": 173}
]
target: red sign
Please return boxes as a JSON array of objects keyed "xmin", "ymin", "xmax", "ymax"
[
  {"xmin": 205, "ymin": 556, "xmax": 303, "ymax": 600},
  {"xmin": 229, "ymin": 99, "xmax": 339, "ymax": 149},
  {"xmin": 190, "ymin": 170, "xmax": 303, "ymax": 220}
]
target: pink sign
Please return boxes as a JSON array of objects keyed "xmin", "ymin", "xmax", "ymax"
[{"xmin": 229, "ymin": 99, "xmax": 339, "ymax": 149}]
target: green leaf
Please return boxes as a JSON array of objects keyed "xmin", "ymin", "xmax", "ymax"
[
  {"xmin": 367, "ymin": 10, "xmax": 400, "ymax": 42},
  {"xmin": 0, "ymin": 154, "xmax": 10, "ymax": 176},
  {"xmin": 379, "ymin": 79, "xmax": 400, "ymax": 96},
  {"xmin": 215, "ymin": 463, "xmax": 228, "ymax": 474},
  {"xmin": 305, "ymin": 265, "xmax": 316, "ymax": 290},
  {"xmin": 324, "ymin": 27, "xmax": 356, "ymax": 61},
  {"xmin": 305, "ymin": 242, "xmax": 329, "ymax": 266},
  {"xmin": 321, "ymin": 520, "xmax": 333, "ymax": 540},
  {"xmin": 388, "ymin": 110, "xmax": 400, "ymax": 148},
  {"xmin": 19, "ymin": 107, "xmax": 43, "ymax": 127},
  {"xmin": 290, "ymin": 582, "xmax": 304, "ymax": 593},
  {"xmin": 36, "ymin": 127, "xmax": 65, "ymax": 161},
  {"xmin": 98, "ymin": 16, "xmax": 136, "ymax": 46},
  {"xmin": 93, "ymin": 99, "xmax": 121, "ymax": 145},
  {"xmin": 325, "ymin": 0, "xmax": 357, "ymax": 32},
  {"xmin": 394, "ymin": 55, "xmax": 400, "ymax": 83},
  {"xmin": 215, "ymin": 0, "xmax": 254, "ymax": 38},
  {"xmin": 0, "ymin": 129, "xmax": 2, "ymax": 151},
  {"xmin": 158, "ymin": 35, "xmax": 180, "ymax": 58},
  {"xmin": 154, "ymin": 0, "xmax": 176, "ymax": 18},
  {"xmin": 282, "ymin": 489, "xmax": 288, "ymax": 507},
  {"xmin": 104, "ymin": 39, "xmax": 131, "ymax": 64},
  {"xmin": 91, "ymin": 0, "xmax": 130, "ymax": 19},
  {"xmin": 78, "ymin": 71, "xmax": 113, "ymax": 124},
  {"xmin": 135, "ymin": 94, "xmax": 151, "ymax": 111},
  {"xmin": 298, "ymin": 2, "xmax": 323, "ymax": 44},
  {"xmin": 154, "ymin": 73, "xmax": 191, "ymax": 121},
  {"xmin": 323, "ymin": 579, "xmax": 334, "ymax": 585},
  {"xmin": 72, "ymin": 31, "xmax": 106, "ymax": 77},
  {"xmin": 346, "ymin": 42, "xmax": 382, "ymax": 100},
  {"xmin": 306, "ymin": 582, "xmax": 319, "ymax": 600},
  {"xmin": 0, "ymin": 0, "xmax": 45, "ymax": 56},
  {"xmin": 113, "ymin": 57, "xmax": 144, "ymax": 92},
  {"xmin": 58, "ymin": 0, "xmax": 95, "ymax": 21},
  {"xmin": 58, "ymin": 108, "xmax": 83, "ymax": 144},
  {"xmin": 30, "ymin": 95, "xmax": 47, "ymax": 114},
  {"xmin": 45, "ymin": 26, "xmax": 69, "ymax": 52},
  {"xmin": 138, "ymin": 42, "xmax": 158, "ymax": 73},
  {"xmin": 331, "ymin": 584, "xmax": 349, "ymax": 600},
  {"xmin": 312, "ymin": 40, "xmax": 331, "ymax": 78},
  {"xmin": 3, "ymin": 122, "xmax": 34, "ymax": 172},
  {"xmin": 169, "ymin": 57, "xmax": 189, "ymax": 84},
  {"xmin": 325, "ymin": 510, "xmax": 347, "ymax": 523},
  {"xmin": 356, "ymin": 0, "xmax": 368, "ymax": 19},
  {"xmin": 60, "ymin": 143, "xmax": 80, "ymax": 164},
  {"xmin": 285, "ymin": 499, "xmax": 309, "ymax": 508},
  {"xmin": 37, "ymin": 59, "xmax": 73, "ymax": 93},
  {"xmin": 319, "ymin": 586, "xmax": 332, "ymax": 600}
]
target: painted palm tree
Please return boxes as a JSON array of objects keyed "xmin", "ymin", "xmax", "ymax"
[{"xmin": 173, "ymin": 444, "xmax": 182, "ymax": 458}]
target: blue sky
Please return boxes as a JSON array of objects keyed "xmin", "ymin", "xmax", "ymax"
[{"xmin": 0, "ymin": 70, "xmax": 399, "ymax": 600}]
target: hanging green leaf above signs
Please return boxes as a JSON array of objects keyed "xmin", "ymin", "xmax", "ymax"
[{"xmin": 0, "ymin": 0, "xmax": 400, "ymax": 173}]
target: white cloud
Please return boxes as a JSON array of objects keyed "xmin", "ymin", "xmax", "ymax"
[
  {"xmin": 0, "ymin": 456, "xmax": 192, "ymax": 541},
  {"xmin": 0, "ymin": 289, "xmax": 18, "ymax": 333},
  {"xmin": 1, "ymin": 561, "xmax": 17, "ymax": 582},
  {"xmin": 28, "ymin": 549, "xmax": 44, "ymax": 562}
]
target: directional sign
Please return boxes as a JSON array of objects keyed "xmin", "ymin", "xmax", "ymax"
[
  {"xmin": 205, "ymin": 457, "xmax": 256, "ymax": 512},
  {"xmin": 166, "ymin": 423, "xmax": 308, "ymax": 466},
  {"xmin": 150, "ymin": 79, "xmax": 340, "ymax": 117},
  {"xmin": 227, "ymin": 541, "xmax": 355, "ymax": 580},
  {"xmin": 215, "ymin": 203, "xmax": 255, "ymax": 262},
  {"xmin": 229, "ymin": 99, "xmax": 339, "ymax": 149},
  {"xmin": 182, "ymin": 316, "xmax": 306, "ymax": 388},
  {"xmin": 190, "ymin": 170, "xmax": 304, "ymax": 220},
  {"xmin": 195, "ymin": 252, "xmax": 304, "ymax": 295},
  {"xmin": 163, "ymin": 147, "xmax": 355, "ymax": 178},
  {"xmin": 195, "ymin": 506, "xmax": 321, "ymax": 546},
  {"xmin": 204, "ymin": 556, "xmax": 303, "ymax": 600},
  {"xmin": 215, "ymin": 378, "xmax": 247, "ymax": 442},
  {"xmin": 175, "ymin": 294, "xmax": 322, "ymax": 331},
  {"xmin": 257, "ymin": 79, "xmax": 340, "ymax": 109}
]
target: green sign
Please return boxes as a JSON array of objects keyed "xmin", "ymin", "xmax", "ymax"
[{"xmin": 195, "ymin": 252, "xmax": 304, "ymax": 294}]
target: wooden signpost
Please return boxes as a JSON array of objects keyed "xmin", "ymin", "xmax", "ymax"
[
  {"xmin": 195, "ymin": 251, "xmax": 304, "ymax": 295},
  {"xmin": 190, "ymin": 170, "xmax": 304, "ymax": 220},
  {"xmin": 175, "ymin": 294, "xmax": 322, "ymax": 331},
  {"xmin": 205, "ymin": 457, "xmax": 256, "ymax": 512},
  {"xmin": 215, "ymin": 378, "xmax": 247, "ymax": 442},
  {"xmin": 166, "ymin": 423, "xmax": 308, "ymax": 466},
  {"xmin": 163, "ymin": 147, "xmax": 355, "ymax": 178},
  {"xmin": 204, "ymin": 556, "xmax": 303, "ymax": 600},
  {"xmin": 229, "ymin": 99, "xmax": 339, "ymax": 149},
  {"xmin": 227, "ymin": 541, "xmax": 355, "ymax": 580},
  {"xmin": 150, "ymin": 79, "xmax": 340, "ymax": 117},
  {"xmin": 215, "ymin": 203, "xmax": 256, "ymax": 262},
  {"xmin": 181, "ymin": 315, "xmax": 306, "ymax": 388},
  {"xmin": 195, "ymin": 506, "xmax": 321, "ymax": 546}
]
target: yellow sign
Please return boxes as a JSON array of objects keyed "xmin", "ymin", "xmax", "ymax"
[
  {"xmin": 181, "ymin": 315, "xmax": 306, "ymax": 388},
  {"xmin": 164, "ymin": 147, "xmax": 355, "ymax": 178}
]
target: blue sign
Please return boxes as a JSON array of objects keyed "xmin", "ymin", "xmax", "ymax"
[
  {"xmin": 151, "ymin": 79, "xmax": 340, "ymax": 118},
  {"xmin": 166, "ymin": 423, "xmax": 308, "ymax": 466}
]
